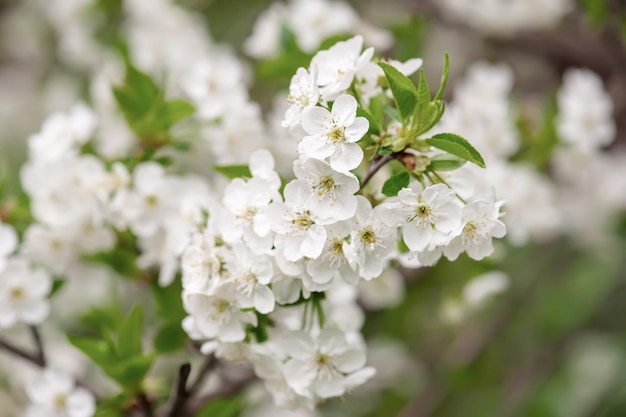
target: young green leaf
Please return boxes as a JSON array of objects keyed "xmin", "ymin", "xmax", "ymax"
[
  {"xmin": 196, "ymin": 396, "xmax": 243, "ymax": 417},
  {"xmin": 368, "ymin": 94, "xmax": 385, "ymax": 129},
  {"xmin": 213, "ymin": 164, "xmax": 252, "ymax": 179},
  {"xmin": 416, "ymin": 69, "xmax": 431, "ymax": 109},
  {"xmin": 356, "ymin": 107, "xmax": 381, "ymax": 136},
  {"xmin": 110, "ymin": 354, "xmax": 154, "ymax": 389},
  {"xmin": 69, "ymin": 336, "xmax": 115, "ymax": 366},
  {"xmin": 157, "ymin": 100, "xmax": 196, "ymax": 129},
  {"xmin": 154, "ymin": 322, "xmax": 186, "ymax": 353},
  {"xmin": 381, "ymin": 171, "xmax": 410, "ymax": 196},
  {"xmin": 378, "ymin": 62, "xmax": 418, "ymax": 122},
  {"xmin": 117, "ymin": 305, "xmax": 144, "ymax": 359},
  {"xmin": 428, "ymin": 153, "xmax": 467, "ymax": 171},
  {"xmin": 434, "ymin": 53, "xmax": 450, "ymax": 101},
  {"xmin": 151, "ymin": 277, "xmax": 186, "ymax": 322},
  {"xmin": 417, "ymin": 100, "xmax": 445, "ymax": 136},
  {"xmin": 426, "ymin": 133, "xmax": 486, "ymax": 168}
]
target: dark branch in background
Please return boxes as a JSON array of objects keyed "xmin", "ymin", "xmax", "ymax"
[
  {"xmin": 185, "ymin": 370, "xmax": 256, "ymax": 417},
  {"xmin": 187, "ymin": 355, "xmax": 218, "ymax": 397},
  {"xmin": 0, "ymin": 337, "xmax": 45, "ymax": 366},
  {"xmin": 29, "ymin": 326, "xmax": 45, "ymax": 365},
  {"xmin": 0, "ymin": 328, "xmax": 100, "ymax": 398},
  {"xmin": 168, "ymin": 364, "xmax": 191, "ymax": 417},
  {"xmin": 165, "ymin": 355, "xmax": 218, "ymax": 417},
  {"xmin": 137, "ymin": 392, "xmax": 154, "ymax": 417}
]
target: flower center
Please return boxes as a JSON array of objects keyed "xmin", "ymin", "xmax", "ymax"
[
  {"xmin": 53, "ymin": 394, "xmax": 67, "ymax": 410},
  {"xmin": 407, "ymin": 203, "xmax": 433, "ymax": 224},
  {"xmin": 315, "ymin": 352, "xmax": 336, "ymax": 381},
  {"xmin": 291, "ymin": 211, "xmax": 314, "ymax": 230},
  {"xmin": 314, "ymin": 175, "xmax": 336, "ymax": 199},
  {"xmin": 236, "ymin": 272, "xmax": 257, "ymax": 297},
  {"xmin": 239, "ymin": 206, "xmax": 257, "ymax": 222},
  {"xmin": 145, "ymin": 194, "xmax": 159, "ymax": 207},
  {"xmin": 359, "ymin": 227, "xmax": 377, "ymax": 245},
  {"xmin": 10, "ymin": 287, "xmax": 24, "ymax": 300},
  {"xmin": 328, "ymin": 126, "xmax": 345, "ymax": 144}
]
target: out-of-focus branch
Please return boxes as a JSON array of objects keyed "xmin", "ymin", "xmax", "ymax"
[{"xmin": 185, "ymin": 370, "xmax": 256, "ymax": 417}]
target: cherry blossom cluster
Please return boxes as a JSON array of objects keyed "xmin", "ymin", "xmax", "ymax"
[
  {"xmin": 438, "ymin": 0, "xmax": 573, "ymax": 33},
  {"xmin": 179, "ymin": 35, "xmax": 507, "ymax": 408},
  {"xmin": 244, "ymin": 0, "xmax": 392, "ymax": 59},
  {"xmin": 435, "ymin": 61, "xmax": 626, "ymax": 248}
]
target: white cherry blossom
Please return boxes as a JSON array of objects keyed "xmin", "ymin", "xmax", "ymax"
[
  {"xmin": 380, "ymin": 183, "xmax": 462, "ymax": 252},
  {"xmin": 310, "ymin": 35, "xmax": 374, "ymax": 101},
  {"xmin": 24, "ymin": 369, "xmax": 95, "ymax": 417},
  {"xmin": 266, "ymin": 181, "xmax": 327, "ymax": 262},
  {"xmin": 0, "ymin": 257, "xmax": 52, "ymax": 328},
  {"xmin": 444, "ymin": 199, "xmax": 506, "ymax": 261},
  {"xmin": 183, "ymin": 282, "xmax": 257, "ymax": 344},
  {"xmin": 284, "ymin": 67, "xmax": 320, "ymax": 129},
  {"xmin": 293, "ymin": 157, "xmax": 359, "ymax": 222},
  {"xmin": 299, "ymin": 94, "xmax": 368, "ymax": 173},
  {"xmin": 282, "ymin": 327, "xmax": 373, "ymax": 399}
]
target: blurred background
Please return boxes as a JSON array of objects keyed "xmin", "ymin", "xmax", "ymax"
[{"xmin": 1, "ymin": 1, "xmax": 626, "ymax": 416}]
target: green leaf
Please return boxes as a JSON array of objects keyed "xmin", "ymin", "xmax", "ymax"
[
  {"xmin": 196, "ymin": 396, "xmax": 243, "ymax": 417},
  {"xmin": 213, "ymin": 164, "xmax": 252, "ymax": 179},
  {"xmin": 48, "ymin": 278, "xmax": 66, "ymax": 298},
  {"xmin": 109, "ymin": 354, "xmax": 154, "ymax": 389},
  {"xmin": 378, "ymin": 62, "xmax": 418, "ymax": 122},
  {"xmin": 279, "ymin": 24, "xmax": 299, "ymax": 53},
  {"xmin": 80, "ymin": 305, "xmax": 125, "ymax": 335},
  {"xmin": 69, "ymin": 336, "xmax": 115, "ymax": 366},
  {"xmin": 117, "ymin": 305, "xmax": 144, "ymax": 359},
  {"xmin": 426, "ymin": 133, "xmax": 486, "ymax": 168},
  {"xmin": 580, "ymin": 0, "xmax": 609, "ymax": 27},
  {"xmin": 157, "ymin": 100, "xmax": 195, "ymax": 129},
  {"xmin": 428, "ymin": 154, "xmax": 467, "ymax": 171},
  {"xmin": 382, "ymin": 171, "xmax": 410, "ymax": 197},
  {"xmin": 434, "ymin": 53, "xmax": 450, "ymax": 101},
  {"xmin": 368, "ymin": 94, "xmax": 385, "ymax": 128},
  {"xmin": 113, "ymin": 63, "xmax": 195, "ymax": 141},
  {"xmin": 417, "ymin": 100, "xmax": 445, "ymax": 136},
  {"xmin": 416, "ymin": 69, "xmax": 431, "ymax": 109},
  {"xmin": 154, "ymin": 322, "xmax": 186, "ymax": 353},
  {"xmin": 411, "ymin": 70, "xmax": 437, "ymax": 135},
  {"xmin": 151, "ymin": 277, "xmax": 185, "ymax": 322},
  {"xmin": 356, "ymin": 107, "xmax": 380, "ymax": 136},
  {"xmin": 84, "ymin": 245, "xmax": 141, "ymax": 278}
]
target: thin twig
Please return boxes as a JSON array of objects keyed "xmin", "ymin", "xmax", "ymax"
[
  {"xmin": 168, "ymin": 363, "xmax": 191, "ymax": 417},
  {"xmin": 0, "ymin": 334, "xmax": 100, "ymax": 399},
  {"xmin": 360, "ymin": 154, "xmax": 395, "ymax": 189},
  {"xmin": 187, "ymin": 355, "xmax": 217, "ymax": 398},
  {"xmin": 186, "ymin": 371, "xmax": 256, "ymax": 417},
  {"xmin": 137, "ymin": 392, "xmax": 154, "ymax": 417},
  {"xmin": 0, "ymin": 338, "xmax": 44, "ymax": 366},
  {"xmin": 29, "ymin": 326, "xmax": 46, "ymax": 366}
]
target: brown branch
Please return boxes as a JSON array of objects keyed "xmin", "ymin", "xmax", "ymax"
[
  {"xmin": 0, "ymin": 337, "xmax": 45, "ymax": 366},
  {"xmin": 185, "ymin": 371, "xmax": 256, "ymax": 417},
  {"xmin": 167, "ymin": 363, "xmax": 191, "ymax": 417},
  {"xmin": 187, "ymin": 355, "xmax": 218, "ymax": 398},
  {"xmin": 29, "ymin": 326, "xmax": 46, "ymax": 366},
  {"xmin": 137, "ymin": 392, "xmax": 154, "ymax": 417},
  {"xmin": 360, "ymin": 154, "xmax": 396, "ymax": 189}
]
